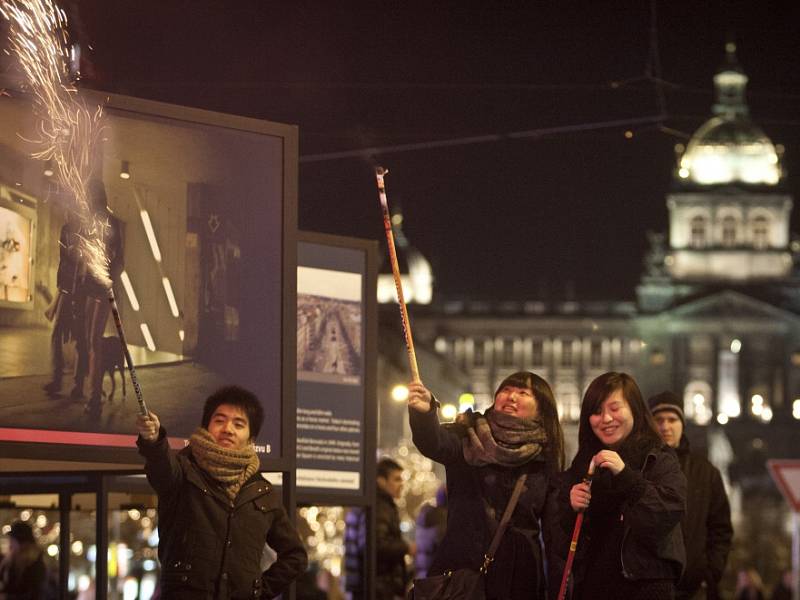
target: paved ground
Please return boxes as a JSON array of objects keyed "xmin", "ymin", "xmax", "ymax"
[{"xmin": 0, "ymin": 329, "xmax": 225, "ymax": 436}]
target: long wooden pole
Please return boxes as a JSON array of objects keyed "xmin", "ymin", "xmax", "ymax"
[
  {"xmin": 558, "ymin": 459, "xmax": 596, "ymax": 600},
  {"xmin": 374, "ymin": 166, "xmax": 420, "ymax": 382},
  {"xmin": 108, "ymin": 290, "xmax": 148, "ymax": 415}
]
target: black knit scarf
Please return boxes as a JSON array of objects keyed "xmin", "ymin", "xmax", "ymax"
[{"xmin": 457, "ymin": 408, "xmax": 547, "ymax": 467}]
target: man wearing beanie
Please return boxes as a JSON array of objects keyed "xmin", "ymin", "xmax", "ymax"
[
  {"xmin": 136, "ymin": 385, "xmax": 307, "ymax": 599},
  {"xmin": 648, "ymin": 391, "xmax": 733, "ymax": 600}
]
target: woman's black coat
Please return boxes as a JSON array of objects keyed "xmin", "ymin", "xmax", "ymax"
[
  {"xmin": 409, "ymin": 405, "xmax": 556, "ymax": 600},
  {"xmin": 545, "ymin": 444, "xmax": 686, "ymax": 599}
]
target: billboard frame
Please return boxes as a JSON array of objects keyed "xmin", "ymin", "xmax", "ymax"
[
  {"xmin": 295, "ymin": 230, "xmax": 378, "ymax": 599},
  {"xmin": 0, "ymin": 90, "xmax": 299, "ymax": 473}
]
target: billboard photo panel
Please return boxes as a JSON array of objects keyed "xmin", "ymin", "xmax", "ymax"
[{"xmin": 0, "ymin": 93, "xmax": 296, "ymax": 465}]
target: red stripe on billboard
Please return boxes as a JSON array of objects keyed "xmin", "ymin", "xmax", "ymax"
[{"xmin": 0, "ymin": 428, "xmax": 186, "ymax": 450}]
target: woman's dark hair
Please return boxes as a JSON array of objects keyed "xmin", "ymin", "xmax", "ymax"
[
  {"xmin": 577, "ymin": 371, "xmax": 661, "ymax": 453},
  {"xmin": 201, "ymin": 385, "xmax": 264, "ymax": 438},
  {"xmin": 494, "ymin": 371, "xmax": 565, "ymax": 470}
]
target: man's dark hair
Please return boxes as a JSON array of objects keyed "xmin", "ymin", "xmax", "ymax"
[
  {"xmin": 201, "ymin": 385, "xmax": 264, "ymax": 438},
  {"xmin": 377, "ymin": 457, "xmax": 403, "ymax": 479}
]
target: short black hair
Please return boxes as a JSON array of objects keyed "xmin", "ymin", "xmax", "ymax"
[
  {"xmin": 201, "ymin": 385, "xmax": 264, "ymax": 438},
  {"xmin": 377, "ymin": 457, "xmax": 403, "ymax": 479}
]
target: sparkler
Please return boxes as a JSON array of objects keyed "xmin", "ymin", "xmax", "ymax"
[
  {"xmin": 374, "ymin": 166, "xmax": 420, "ymax": 382},
  {"xmin": 557, "ymin": 459, "xmax": 596, "ymax": 600},
  {"xmin": 2, "ymin": 0, "xmax": 148, "ymax": 415}
]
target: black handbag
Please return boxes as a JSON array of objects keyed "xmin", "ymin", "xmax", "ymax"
[{"xmin": 408, "ymin": 474, "xmax": 528, "ymax": 600}]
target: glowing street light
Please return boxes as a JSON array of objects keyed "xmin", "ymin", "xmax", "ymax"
[
  {"xmin": 440, "ymin": 403, "xmax": 458, "ymax": 421},
  {"xmin": 391, "ymin": 385, "xmax": 409, "ymax": 402}
]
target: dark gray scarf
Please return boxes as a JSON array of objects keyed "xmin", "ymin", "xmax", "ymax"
[{"xmin": 458, "ymin": 408, "xmax": 547, "ymax": 467}]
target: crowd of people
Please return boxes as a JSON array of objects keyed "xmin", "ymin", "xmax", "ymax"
[
  {"xmin": 2, "ymin": 374, "xmax": 796, "ymax": 599},
  {"xmin": 337, "ymin": 369, "xmax": 796, "ymax": 600}
]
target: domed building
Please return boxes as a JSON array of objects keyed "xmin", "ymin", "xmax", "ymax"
[
  {"xmin": 677, "ymin": 44, "xmax": 781, "ymax": 187},
  {"xmin": 639, "ymin": 43, "xmax": 797, "ymax": 300},
  {"xmin": 404, "ymin": 45, "xmax": 800, "ymax": 477}
]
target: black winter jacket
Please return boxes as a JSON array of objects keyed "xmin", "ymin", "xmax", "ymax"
[
  {"xmin": 546, "ymin": 444, "xmax": 686, "ymax": 598},
  {"xmin": 674, "ymin": 436, "xmax": 732, "ymax": 599},
  {"xmin": 138, "ymin": 430, "xmax": 308, "ymax": 599},
  {"xmin": 410, "ymin": 405, "xmax": 556, "ymax": 600}
]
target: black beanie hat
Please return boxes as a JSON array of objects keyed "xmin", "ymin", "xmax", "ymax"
[
  {"xmin": 8, "ymin": 521, "xmax": 35, "ymax": 544},
  {"xmin": 648, "ymin": 390, "xmax": 685, "ymax": 425}
]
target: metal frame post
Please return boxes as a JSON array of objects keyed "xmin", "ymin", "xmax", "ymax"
[{"xmin": 58, "ymin": 492, "xmax": 71, "ymax": 600}]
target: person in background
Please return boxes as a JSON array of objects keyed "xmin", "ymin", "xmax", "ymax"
[
  {"xmin": 769, "ymin": 569, "xmax": 795, "ymax": 600},
  {"xmin": 648, "ymin": 391, "xmax": 733, "ymax": 600},
  {"xmin": 0, "ymin": 521, "xmax": 46, "ymax": 600},
  {"xmin": 734, "ymin": 568, "xmax": 766, "ymax": 600},
  {"xmin": 344, "ymin": 458, "xmax": 415, "ymax": 600},
  {"xmin": 414, "ymin": 484, "xmax": 447, "ymax": 579},
  {"xmin": 136, "ymin": 385, "xmax": 307, "ymax": 599}
]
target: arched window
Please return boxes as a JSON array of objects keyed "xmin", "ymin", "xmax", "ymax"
[
  {"xmin": 752, "ymin": 215, "xmax": 769, "ymax": 249},
  {"xmin": 721, "ymin": 215, "xmax": 737, "ymax": 247},
  {"xmin": 690, "ymin": 215, "xmax": 707, "ymax": 248}
]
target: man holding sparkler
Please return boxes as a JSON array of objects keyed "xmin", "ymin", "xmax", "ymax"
[{"xmin": 136, "ymin": 385, "xmax": 308, "ymax": 599}]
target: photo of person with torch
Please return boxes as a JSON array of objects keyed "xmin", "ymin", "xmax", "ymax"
[{"xmin": 546, "ymin": 372, "xmax": 686, "ymax": 600}]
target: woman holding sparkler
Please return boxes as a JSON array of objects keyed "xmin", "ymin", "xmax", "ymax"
[
  {"xmin": 407, "ymin": 371, "xmax": 565, "ymax": 599},
  {"xmin": 546, "ymin": 372, "xmax": 686, "ymax": 600}
]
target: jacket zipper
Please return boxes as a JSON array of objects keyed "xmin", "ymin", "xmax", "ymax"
[{"xmin": 619, "ymin": 452, "xmax": 656, "ymax": 580}]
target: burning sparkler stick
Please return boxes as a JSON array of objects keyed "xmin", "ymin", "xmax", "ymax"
[
  {"xmin": 108, "ymin": 291, "xmax": 148, "ymax": 415},
  {"xmin": 374, "ymin": 166, "xmax": 420, "ymax": 383},
  {"xmin": 557, "ymin": 459, "xmax": 596, "ymax": 600},
  {"xmin": 2, "ymin": 0, "xmax": 147, "ymax": 414}
]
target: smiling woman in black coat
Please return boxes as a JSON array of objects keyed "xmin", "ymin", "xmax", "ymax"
[
  {"xmin": 546, "ymin": 372, "xmax": 686, "ymax": 600},
  {"xmin": 407, "ymin": 371, "xmax": 565, "ymax": 600}
]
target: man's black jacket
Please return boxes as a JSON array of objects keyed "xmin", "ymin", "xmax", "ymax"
[{"xmin": 138, "ymin": 430, "xmax": 307, "ymax": 599}]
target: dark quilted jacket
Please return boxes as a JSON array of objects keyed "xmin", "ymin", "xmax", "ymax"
[{"xmin": 138, "ymin": 429, "xmax": 307, "ymax": 599}]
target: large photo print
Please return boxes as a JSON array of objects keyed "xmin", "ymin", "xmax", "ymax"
[
  {"xmin": 297, "ymin": 266, "xmax": 362, "ymax": 386},
  {"xmin": 0, "ymin": 96, "xmax": 287, "ymax": 458}
]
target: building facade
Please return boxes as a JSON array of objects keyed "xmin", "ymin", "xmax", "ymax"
[{"xmin": 379, "ymin": 45, "xmax": 800, "ymax": 483}]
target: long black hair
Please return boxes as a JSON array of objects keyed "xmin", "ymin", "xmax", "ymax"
[
  {"xmin": 494, "ymin": 371, "xmax": 565, "ymax": 471},
  {"xmin": 574, "ymin": 372, "xmax": 661, "ymax": 468}
]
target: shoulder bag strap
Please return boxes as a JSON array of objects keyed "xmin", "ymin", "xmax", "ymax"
[{"xmin": 480, "ymin": 473, "xmax": 528, "ymax": 573}]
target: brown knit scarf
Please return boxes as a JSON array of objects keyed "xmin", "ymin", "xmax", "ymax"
[
  {"xmin": 458, "ymin": 408, "xmax": 547, "ymax": 467},
  {"xmin": 189, "ymin": 428, "xmax": 259, "ymax": 503}
]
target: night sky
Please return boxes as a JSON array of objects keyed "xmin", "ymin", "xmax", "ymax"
[{"xmin": 46, "ymin": 1, "xmax": 800, "ymax": 300}]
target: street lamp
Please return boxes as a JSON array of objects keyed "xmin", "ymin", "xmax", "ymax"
[{"xmin": 391, "ymin": 385, "xmax": 409, "ymax": 402}]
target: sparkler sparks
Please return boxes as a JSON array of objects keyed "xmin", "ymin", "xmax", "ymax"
[
  {"xmin": 3, "ymin": 0, "xmax": 149, "ymax": 416},
  {"xmin": 1, "ymin": 0, "xmax": 110, "ymax": 287}
]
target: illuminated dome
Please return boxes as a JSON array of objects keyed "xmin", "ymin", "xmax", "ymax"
[{"xmin": 677, "ymin": 44, "xmax": 782, "ymax": 186}]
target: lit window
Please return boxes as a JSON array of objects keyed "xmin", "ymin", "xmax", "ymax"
[
  {"xmin": 560, "ymin": 340, "xmax": 575, "ymax": 368},
  {"xmin": 589, "ymin": 340, "xmax": 603, "ymax": 368},
  {"xmin": 472, "ymin": 339, "xmax": 486, "ymax": 368},
  {"xmin": 721, "ymin": 216, "xmax": 737, "ymax": 247},
  {"xmin": 690, "ymin": 215, "xmax": 707, "ymax": 248},
  {"xmin": 501, "ymin": 338, "xmax": 517, "ymax": 367},
  {"xmin": 752, "ymin": 215, "xmax": 769, "ymax": 249},
  {"xmin": 530, "ymin": 340, "xmax": 544, "ymax": 366}
]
